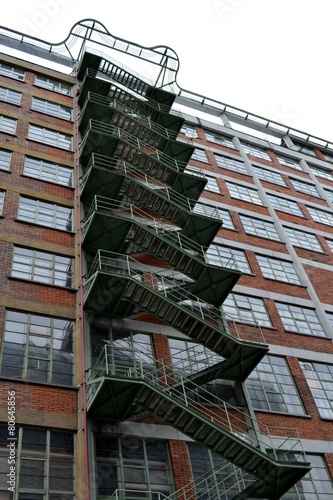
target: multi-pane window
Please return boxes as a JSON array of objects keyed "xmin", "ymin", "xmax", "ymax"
[
  {"xmin": 291, "ymin": 178, "xmax": 319, "ymax": 197},
  {"xmin": 267, "ymin": 194, "xmax": 304, "ymax": 216},
  {"xmin": 0, "ymin": 115, "xmax": 17, "ymax": 134},
  {"xmin": 222, "ymin": 293, "xmax": 272, "ymax": 327},
  {"xmin": 35, "ymin": 74, "xmax": 72, "ymax": 95},
  {"xmin": 257, "ymin": 255, "xmax": 301, "ymax": 284},
  {"xmin": 191, "ymin": 148, "xmax": 209, "ymax": 163},
  {"xmin": 0, "ymin": 426, "xmax": 75, "ymax": 498},
  {"xmin": 326, "ymin": 239, "xmax": 333, "ymax": 252},
  {"xmin": 0, "ymin": 149, "xmax": 11, "ymax": 171},
  {"xmin": 217, "ymin": 208, "xmax": 234, "ymax": 229},
  {"xmin": 0, "ymin": 86, "xmax": 22, "ymax": 105},
  {"xmin": 226, "ymin": 181, "xmax": 263, "ymax": 205},
  {"xmin": 301, "ymin": 361, "xmax": 333, "ymax": 419},
  {"xmin": 240, "ymin": 215, "xmax": 281, "ymax": 241},
  {"xmin": 322, "ymin": 151, "xmax": 333, "ymax": 163},
  {"xmin": 309, "ymin": 164, "xmax": 333, "ymax": 180},
  {"xmin": 90, "ymin": 326, "xmax": 153, "ymax": 368},
  {"xmin": 188, "ymin": 444, "xmax": 254, "ymax": 498},
  {"xmin": 276, "ymin": 302, "xmax": 326, "ymax": 337},
  {"xmin": 18, "ymin": 196, "xmax": 72, "ymax": 231},
  {"xmin": 283, "ymin": 454, "xmax": 333, "ymax": 499},
  {"xmin": 12, "ymin": 247, "xmax": 73, "ymax": 287},
  {"xmin": 180, "ymin": 123, "xmax": 198, "ymax": 138},
  {"xmin": 275, "ymin": 154, "xmax": 302, "ymax": 170},
  {"xmin": 284, "ymin": 226, "xmax": 323, "ymax": 252},
  {"xmin": 28, "ymin": 124, "xmax": 72, "ymax": 150},
  {"xmin": 246, "ymin": 355, "xmax": 305, "ymax": 414},
  {"xmin": 0, "ymin": 310, "xmax": 73, "ymax": 384},
  {"xmin": 0, "ymin": 191, "xmax": 4, "ymax": 215},
  {"xmin": 32, "ymin": 97, "xmax": 72, "ymax": 120},
  {"xmin": 0, "ymin": 62, "xmax": 25, "ymax": 80},
  {"xmin": 205, "ymin": 131, "xmax": 235, "ymax": 149},
  {"xmin": 23, "ymin": 157, "xmax": 73, "ymax": 186},
  {"xmin": 241, "ymin": 142, "xmax": 271, "ymax": 161},
  {"xmin": 204, "ymin": 175, "xmax": 220, "ymax": 193},
  {"xmin": 324, "ymin": 189, "xmax": 333, "ymax": 202},
  {"xmin": 215, "ymin": 154, "xmax": 248, "ymax": 175},
  {"xmin": 307, "ymin": 206, "xmax": 333, "ymax": 226},
  {"xmin": 96, "ymin": 436, "xmax": 174, "ymax": 498},
  {"xmin": 253, "ymin": 165, "xmax": 286, "ymax": 186},
  {"xmin": 293, "ymin": 142, "xmax": 317, "ymax": 156},
  {"xmin": 206, "ymin": 244, "xmax": 251, "ymax": 273}
]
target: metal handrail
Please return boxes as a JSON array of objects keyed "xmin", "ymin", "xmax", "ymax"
[
  {"xmin": 89, "ymin": 343, "xmax": 306, "ymax": 465},
  {"xmin": 85, "ymin": 250, "xmax": 265, "ymax": 345},
  {"xmin": 80, "ymin": 91, "xmax": 178, "ymax": 140},
  {"xmin": 81, "ymin": 195, "xmax": 235, "ymax": 271},
  {"xmin": 80, "ymin": 153, "xmax": 219, "ymax": 220},
  {"xmin": 81, "ymin": 119, "xmax": 189, "ymax": 173}
]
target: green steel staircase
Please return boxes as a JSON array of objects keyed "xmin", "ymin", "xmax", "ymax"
[
  {"xmin": 83, "ymin": 251, "xmax": 267, "ymax": 381},
  {"xmin": 87, "ymin": 345, "xmax": 311, "ymax": 499},
  {"xmin": 81, "ymin": 197, "xmax": 240, "ymax": 304},
  {"xmin": 79, "ymin": 51, "xmax": 311, "ymax": 498}
]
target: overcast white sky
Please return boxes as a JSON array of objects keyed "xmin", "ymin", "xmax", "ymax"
[{"xmin": 1, "ymin": 0, "xmax": 332, "ymax": 142}]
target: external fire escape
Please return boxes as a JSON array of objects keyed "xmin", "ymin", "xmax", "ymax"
[{"xmin": 78, "ymin": 51, "xmax": 311, "ymax": 499}]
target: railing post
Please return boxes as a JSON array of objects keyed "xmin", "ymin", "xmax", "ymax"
[{"xmin": 105, "ymin": 343, "xmax": 109, "ymax": 375}]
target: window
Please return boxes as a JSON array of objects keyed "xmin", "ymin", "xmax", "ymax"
[
  {"xmin": 0, "ymin": 115, "xmax": 17, "ymax": 134},
  {"xmin": 90, "ymin": 326, "xmax": 153, "ymax": 368},
  {"xmin": 322, "ymin": 151, "xmax": 333, "ymax": 163},
  {"xmin": 301, "ymin": 362, "xmax": 333, "ymax": 419},
  {"xmin": 18, "ymin": 197, "xmax": 72, "ymax": 231},
  {"xmin": 309, "ymin": 164, "xmax": 333, "ymax": 180},
  {"xmin": 222, "ymin": 293, "xmax": 272, "ymax": 327},
  {"xmin": 246, "ymin": 355, "xmax": 305, "ymax": 414},
  {"xmin": 293, "ymin": 142, "xmax": 317, "ymax": 157},
  {"xmin": 35, "ymin": 74, "xmax": 72, "ymax": 95},
  {"xmin": 0, "ymin": 86, "xmax": 22, "ymax": 105},
  {"xmin": 188, "ymin": 444, "xmax": 254, "ymax": 498},
  {"xmin": 216, "ymin": 208, "xmax": 234, "ymax": 229},
  {"xmin": 180, "ymin": 123, "xmax": 198, "ymax": 138},
  {"xmin": 0, "ymin": 149, "xmax": 11, "ymax": 171},
  {"xmin": 205, "ymin": 131, "xmax": 235, "ymax": 149},
  {"xmin": 23, "ymin": 157, "xmax": 73, "ymax": 186},
  {"xmin": 257, "ymin": 255, "xmax": 301, "ymax": 284},
  {"xmin": 206, "ymin": 244, "xmax": 251, "ymax": 273},
  {"xmin": 283, "ymin": 454, "xmax": 333, "ymax": 499},
  {"xmin": 96, "ymin": 436, "xmax": 173, "ymax": 498},
  {"xmin": 32, "ymin": 97, "xmax": 72, "ymax": 120},
  {"xmin": 0, "ymin": 191, "xmax": 4, "ymax": 215},
  {"xmin": 307, "ymin": 206, "xmax": 333, "ymax": 226},
  {"xmin": 241, "ymin": 142, "xmax": 271, "ymax": 161},
  {"xmin": 276, "ymin": 302, "xmax": 326, "ymax": 337},
  {"xmin": 226, "ymin": 181, "xmax": 263, "ymax": 205},
  {"xmin": 324, "ymin": 189, "xmax": 333, "ymax": 202},
  {"xmin": 12, "ymin": 247, "xmax": 73, "ymax": 287},
  {"xmin": 191, "ymin": 148, "xmax": 209, "ymax": 163},
  {"xmin": 0, "ymin": 62, "xmax": 25, "ymax": 80},
  {"xmin": 291, "ymin": 178, "xmax": 319, "ymax": 197},
  {"xmin": 253, "ymin": 165, "xmax": 286, "ymax": 186},
  {"xmin": 28, "ymin": 124, "xmax": 72, "ymax": 150},
  {"xmin": 204, "ymin": 175, "xmax": 220, "ymax": 193},
  {"xmin": 240, "ymin": 215, "xmax": 281, "ymax": 241},
  {"xmin": 0, "ymin": 426, "xmax": 74, "ymax": 498},
  {"xmin": 267, "ymin": 194, "xmax": 304, "ymax": 216},
  {"xmin": 215, "ymin": 154, "xmax": 248, "ymax": 175},
  {"xmin": 276, "ymin": 154, "xmax": 302, "ymax": 170},
  {"xmin": 284, "ymin": 227, "xmax": 323, "ymax": 252},
  {"xmin": 0, "ymin": 310, "xmax": 73, "ymax": 384},
  {"xmin": 326, "ymin": 239, "xmax": 333, "ymax": 252}
]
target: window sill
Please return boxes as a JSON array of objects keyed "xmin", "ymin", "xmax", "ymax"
[
  {"xmin": 9, "ymin": 275, "xmax": 77, "ymax": 293},
  {"xmin": 253, "ymin": 408, "xmax": 311, "ymax": 418},
  {"xmin": 0, "ymin": 375, "xmax": 77, "ymax": 390},
  {"xmin": 15, "ymin": 218, "xmax": 75, "ymax": 235}
]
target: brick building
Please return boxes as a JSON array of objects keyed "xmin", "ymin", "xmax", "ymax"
[{"xmin": 0, "ymin": 18, "xmax": 333, "ymax": 499}]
